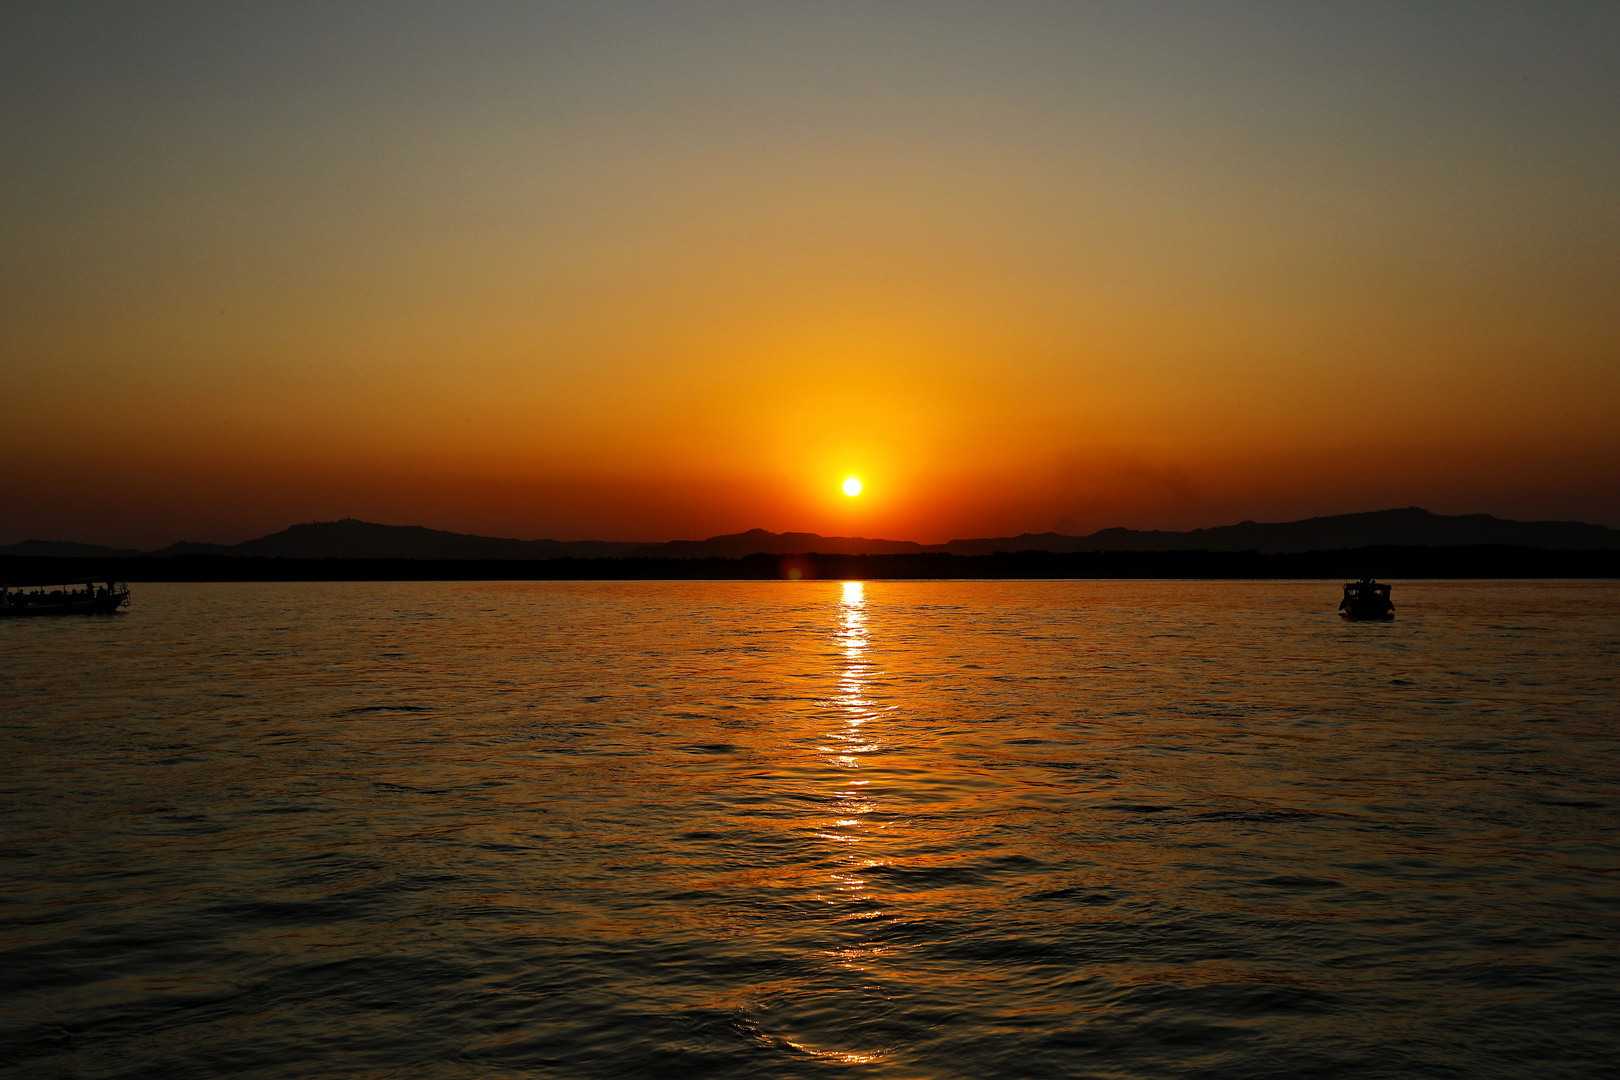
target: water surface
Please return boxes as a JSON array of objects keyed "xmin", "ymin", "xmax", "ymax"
[{"xmin": 2, "ymin": 580, "xmax": 1617, "ymax": 1078}]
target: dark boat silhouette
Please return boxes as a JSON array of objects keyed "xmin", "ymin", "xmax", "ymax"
[
  {"xmin": 1339, "ymin": 578, "xmax": 1393, "ymax": 620},
  {"xmin": 1, "ymin": 580, "xmax": 129, "ymax": 617}
]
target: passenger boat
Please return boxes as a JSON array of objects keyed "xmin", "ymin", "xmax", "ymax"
[
  {"xmin": 1339, "ymin": 578, "xmax": 1393, "ymax": 620},
  {"xmin": 0, "ymin": 580, "xmax": 129, "ymax": 617}
]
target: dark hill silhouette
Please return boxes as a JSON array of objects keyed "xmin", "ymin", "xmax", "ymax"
[
  {"xmin": 2, "ymin": 507, "xmax": 1615, "ymax": 561},
  {"xmin": 151, "ymin": 519, "xmax": 642, "ymax": 560},
  {"xmin": 142, "ymin": 523, "xmax": 933, "ymax": 560},
  {"xmin": 941, "ymin": 507, "xmax": 1620, "ymax": 555},
  {"xmin": 0, "ymin": 539, "xmax": 145, "ymax": 559}
]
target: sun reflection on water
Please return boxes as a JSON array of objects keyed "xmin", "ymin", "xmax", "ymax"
[
  {"xmin": 824, "ymin": 581, "xmax": 888, "ymax": 927},
  {"xmin": 769, "ymin": 579, "xmax": 901, "ymax": 1065},
  {"xmin": 831, "ymin": 581, "xmax": 878, "ymax": 768}
]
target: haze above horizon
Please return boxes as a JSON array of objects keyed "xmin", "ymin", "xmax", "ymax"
[{"xmin": 4, "ymin": 2, "xmax": 1617, "ymax": 549}]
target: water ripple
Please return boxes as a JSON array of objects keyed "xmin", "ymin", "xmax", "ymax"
[{"xmin": 0, "ymin": 579, "xmax": 1616, "ymax": 1078}]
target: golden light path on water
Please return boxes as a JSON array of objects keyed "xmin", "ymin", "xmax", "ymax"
[{"xmin": 802, "ymin": 580, "xmax": 890, "ymax": 1067}]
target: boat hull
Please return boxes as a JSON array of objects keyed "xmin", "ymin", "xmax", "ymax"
[{"xmin": 0, "ymin": 593, "xmax": 128, "ymax": 617}]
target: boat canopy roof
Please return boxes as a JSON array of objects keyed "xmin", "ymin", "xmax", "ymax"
[{"xmin": 2, "ymin": 579, "xmax": 123, "ymax": 589}]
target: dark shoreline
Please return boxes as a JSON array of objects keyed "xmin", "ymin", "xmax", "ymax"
[{"xmin": 2, "ymin": 545, "xmax": 1616, "ymax": 583}]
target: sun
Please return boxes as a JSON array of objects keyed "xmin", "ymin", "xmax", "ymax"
[{"xmin": 842, "ymin": 476, "xmax": 863, "ymax": 497}]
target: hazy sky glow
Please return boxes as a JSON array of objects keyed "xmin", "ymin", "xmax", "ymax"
[{"xmin": 4, "ymin": 1, "xmax": 1617, "ymax": 546}]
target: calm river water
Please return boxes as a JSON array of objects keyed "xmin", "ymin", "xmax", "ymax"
[{"xmin": 2, "ymin": 580, "xmax": 1617, "ymax": 1078}]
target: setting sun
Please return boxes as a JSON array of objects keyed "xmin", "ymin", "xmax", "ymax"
[{"xmin": 842, "ymin": 477, "xmax": 863, "ymax": 497}]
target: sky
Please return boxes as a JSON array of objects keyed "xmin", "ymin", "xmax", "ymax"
[{"xmin": 3, "ymin": 1, "xmax": 1617, "ymax": 547}]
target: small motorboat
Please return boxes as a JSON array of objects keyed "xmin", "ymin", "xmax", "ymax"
[
  {"xmin": 1339, "ymin": 578, "xmax": 1393, "ymax": 621},
  {"xmin": 0, "ymin": 580, "xmax": 129, "ymax": 617}
]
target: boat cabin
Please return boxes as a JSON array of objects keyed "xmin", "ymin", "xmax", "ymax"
[{"xmin": 1339, "ymin": 578, "xmax": 1394, "ymax": 620}]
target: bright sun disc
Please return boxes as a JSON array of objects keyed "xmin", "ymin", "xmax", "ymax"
[{"xmin": 842, "ymin": 477, "xmax": 863, "ymax": 497}]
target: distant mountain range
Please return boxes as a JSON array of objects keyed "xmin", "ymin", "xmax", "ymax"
[
  {"xmin": 4, "ymin": 508, "xmax": 1617, "ymax": 561},
  {"xmin": 938, "ymin": 506, "xmax": 1620, "ymax": 555}
]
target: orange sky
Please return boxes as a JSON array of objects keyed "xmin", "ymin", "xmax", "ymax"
[{"xmin": 3, "ymin": 3, "xmax": 1617, "ymax": 547}]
